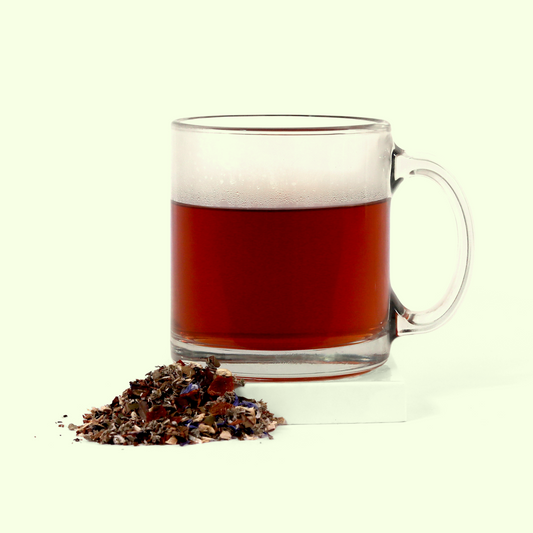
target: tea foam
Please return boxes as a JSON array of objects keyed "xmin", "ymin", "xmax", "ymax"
[{"xmin": 172, "ymin": 128, "xmax": 393, "ymax": 209}]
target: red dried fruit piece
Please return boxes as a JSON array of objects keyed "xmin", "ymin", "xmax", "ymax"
[
  {"xmin": 209, "ymin": 402, "xmax": 233, "ymax": 416},
  {"xmin": 146, "ymin": 406, "xmax": 168, "ymax": 422},
  {"xmin": 207, "ymin": 376, "xmax": 234, "ymax": 396}
]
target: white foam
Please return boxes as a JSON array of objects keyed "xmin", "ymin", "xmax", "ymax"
[{"xmin": 171, "ymin": 127, "xmax": 393, "ymax": 209}]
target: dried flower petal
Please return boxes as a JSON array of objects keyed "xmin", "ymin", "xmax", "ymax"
[
  {"xmin": 239, "ymin": 400, "xmax": 258, "ymax": 409},
  {"xmin": 181, "ymin": 382, "xmax": 199, "ymax": 395}
]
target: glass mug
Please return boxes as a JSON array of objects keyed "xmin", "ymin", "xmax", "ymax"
[{"xmin": 171, "ymin": 115, "xmax": 472, "ymax": 381}]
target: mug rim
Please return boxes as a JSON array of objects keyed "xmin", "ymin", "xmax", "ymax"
[{"xmin": 172, "ymin": 114, "xmax": 391, "ymax": 134}]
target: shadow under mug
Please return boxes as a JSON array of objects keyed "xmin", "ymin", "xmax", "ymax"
[{"xmin": 170, "ymin": 115, "xmax": 472, "ymax": 381}]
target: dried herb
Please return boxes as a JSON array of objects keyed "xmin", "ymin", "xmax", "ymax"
[{"xmin": 71, "ymin": 357, "xmax": 285, "ymax": 446}]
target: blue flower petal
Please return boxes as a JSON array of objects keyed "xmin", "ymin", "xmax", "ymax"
[{"xmin": 181, "ymin": 382, "xmax": 199, "ymax": 395}]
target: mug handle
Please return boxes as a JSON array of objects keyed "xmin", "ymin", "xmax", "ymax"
[{"xmin": 391, "ymin": 146, "xmax": 474, "ymax": 336}]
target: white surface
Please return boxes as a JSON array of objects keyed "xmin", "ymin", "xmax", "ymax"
[
  {"xmin": 236, "ymin": 359, "xmax": 406, "ymax": 424},
  {"xmin": 1, "ymin": 1, "xmax": 533, "ymax": 533}
]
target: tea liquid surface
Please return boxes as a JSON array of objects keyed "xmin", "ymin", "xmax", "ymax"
[{"xmin": 171, "ymin": 199, "xmax": 390, "ymax": 351}]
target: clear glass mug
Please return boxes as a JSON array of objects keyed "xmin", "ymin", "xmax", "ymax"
[{"xmin": 171, "ymin": 115, "xmax": 472, "ymax": 381}]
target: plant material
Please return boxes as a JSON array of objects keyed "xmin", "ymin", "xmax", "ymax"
[{"xmin": 71, "ymin": 357, "xmax": 285, "ymax": 446}]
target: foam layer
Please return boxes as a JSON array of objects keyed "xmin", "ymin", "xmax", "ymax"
[{"xmin": 172, "ymin": 127, "xmax": 393, "ymax": 209}]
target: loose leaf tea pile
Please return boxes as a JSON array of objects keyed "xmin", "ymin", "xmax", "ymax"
[{"xmin": 70, "ymin": 357, "xmax": 285, "ymax": 446}]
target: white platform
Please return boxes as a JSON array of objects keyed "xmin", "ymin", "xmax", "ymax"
[{"xmin": 235, "ymin": 358, "xmax": 406, "ymax": 424}]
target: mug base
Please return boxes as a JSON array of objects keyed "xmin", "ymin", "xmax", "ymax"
[{"xmin": 171, "ymin": 332, "xmax": 391, "ymax": 382}]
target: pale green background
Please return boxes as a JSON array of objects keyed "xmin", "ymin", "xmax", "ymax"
[{"xmin": 1, "ymin": 1, "xmax": 532, "ymax": 532}]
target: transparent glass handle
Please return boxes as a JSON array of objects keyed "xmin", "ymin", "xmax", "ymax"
[{"xmin": 391, "ymin": 146, "xmax": 473, "ymax": 336}]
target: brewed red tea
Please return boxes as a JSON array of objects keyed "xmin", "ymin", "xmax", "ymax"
[{"xmin": 171, "ymin": 199, "xmax": 390, "ymax": 351}]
